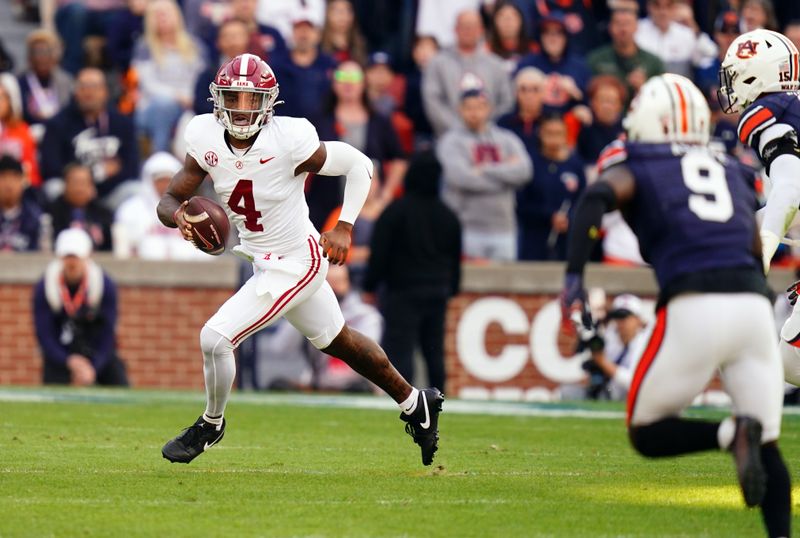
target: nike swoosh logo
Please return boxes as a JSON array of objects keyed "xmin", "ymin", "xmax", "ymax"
[
  {"xmin": 419, "ymin": 394, "xmax": 431, "ymax": 429},
  {"xmin": 260, "ymin": 156, "xmax": 276, "ymax": 164},
  {"xmin": 203, "ymin": 435, "xmax": 222, "ymax": 451}
]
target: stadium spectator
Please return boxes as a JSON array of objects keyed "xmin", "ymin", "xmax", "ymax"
[
  {"xmin": 581, "ymin": 294, "xmax": 649, "ymax": 400},
  {"xmin": 530, "ymin": 0, "xmax": 599, "ymax": 54},
  {"xmin": 193, "ymin": 19, "xmax": 251, "ymax": 115},
  {"xmin": 364, "ymin": 52, "xmax": 400, "ymax": 117},
  {"xmin": 132, "ymin": 0, "xmax": 207, "ymax": 153},
  {"xmin": 320, "ymin": 0, "xmax": 368, "ymax": 66},
  {"xmin": 437, "ymin": 88, "xmax": 532, "ymax": 261},
  {"xmin": 695, "ymin": 10, "xmax": 742, "ymax": 94},
  {"xmin": 0, "ymin": 155, "xmax": 41, "ymax": 252},
  {"xmin": 516, "ymin": 12, "xmax": 591, "ymax": 116},
  {"xmin": 104, "ymin": 0, "xmax": 146, "ymax": 72},
  {"xmin": 487, "ymin": 1, "xmax": 533, "ymax": 73},
  {"xmin": 271, "ymin": 9, "xmax": 336, "ymax": 120},
  {"xmin": 223, "ymin": 0, "xmax": 287, "ymax": 63},
  {"xmin": 517, "ymin": 114, "xmax": 585, "ymax": 260},
  {"xmin": 255, "ymin": 0, "xmax": 325, "ymax": 42},
  {"xmin": 40, "ymin": 68, "xmax": 139, "ymax": 208},
  {"xmin": 740, "ymin": 0, "xmax": 778, "ymax": 31},
  {"xmin": 422, "ymin": 9, "xmax": 514, "ymax": 137},
  {"xmin": 588, "ymin": 7, "xmax": 664, "ymax": 99},
  {"xmin": 633, "ymin": 0, "xmax": 717, "ymax": 79},
  {"xmin": 183, "ymin": 0, "xmax": 229, "ymax": 40},
  {"xmin": 50, "ymin": 163, "xmax": 113, "ymax": 252},
  {"xmin": 314, "ymin": 61, "xmax": 407, "ymax": 212},
  {"xmin": 403, "ymin": 36, "xmax": 438, "ymax": 148},
  {"xmin": 0, "ymin": 75, "xmax": 41, "ymax": 188},
  {"xmin": 53, "ymin": 0, "xmax": 129, "ymax": 75},
  {"xmin": 17, "ymin": 30, "xmax": 73, "ymax": 134},
  {"xmin": 363, "ymin": 151, "xmax": 461, "ymax": 392},
  {"xmin": 416, "ymin": 0, "xmax": 482, "ymax": 49},
  {"xmin": 33, "ymin": 228, "xmax": 129, "ymax": 386},
  {"xmin": 577, "ymin": 75, "xmax": 627, "ymax": 167},
  {"xmin": 498, "ymin": 67, "xmax": 547, "ymax": 159},
  {"xmin": 114, "ymin": 151, "xmax": 209, "ymax": 259}
]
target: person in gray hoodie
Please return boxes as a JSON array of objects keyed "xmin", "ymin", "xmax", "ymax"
[
  {"xmin": 436, "ymin": 88, "xmax": 532, "ymax": 261},
  {"xmin": 422, "ymin": 9, "xmax": 514, "ymax": 137}
]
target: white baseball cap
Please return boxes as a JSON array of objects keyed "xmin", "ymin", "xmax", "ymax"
[
  {"xmin": 608, "ymin": 294, "xmax": 643, "ymax": 320},
  {"xmin": 55, "ymin": 228, "xmax": 93, "ymax": 259}
]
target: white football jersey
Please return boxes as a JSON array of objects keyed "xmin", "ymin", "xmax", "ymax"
[{"xmin": 185, "ymin": 114, "xmax": 321, "ymax": 254}]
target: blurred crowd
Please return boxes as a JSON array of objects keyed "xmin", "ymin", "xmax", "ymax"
[{"xmin": 1, "ymin": 0, "xmax": 800, "ymax": 266}]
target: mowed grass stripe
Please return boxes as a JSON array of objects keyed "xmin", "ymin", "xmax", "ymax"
[{"xmin": 1, "ymin": 390, "xmax": 799, "ymax": 537}]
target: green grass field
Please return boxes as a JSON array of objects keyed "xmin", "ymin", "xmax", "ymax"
[{"xmin": 1, "ymin": 388, "xmax": 799, "ymax": 537}]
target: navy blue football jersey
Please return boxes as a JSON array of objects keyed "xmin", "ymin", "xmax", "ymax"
[
  {"xmin": 597, "ymin": 141, "xmax": 759, "ymax": 290},
  {"xmin": 738, "ymin": 91, "xmax": 800, "ymax": 164}
]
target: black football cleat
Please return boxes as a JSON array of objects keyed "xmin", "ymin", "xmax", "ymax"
[
  {"xmin": 730, "ymin": 416, "xmax": 766, "ymax": 507},
  {"xmin": 162, "ymin": 416, "xmax": 225, "ymax": 464},
  {"xmin": 400, "ymin": 388, "xmax": 444, "ymax": 466}
]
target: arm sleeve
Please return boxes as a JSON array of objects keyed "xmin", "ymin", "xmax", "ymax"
[
  {"xmin": 90, "ymin": 278, "xmax": 117, "ymax": 372},
  {"xmin": 184, "ymin": 116, "xmax": 211, "ymax": 174},
  {"xmin": 318, "ymin": 141, "xmax": 373, "ymax": 224},
  {"xmin": 32, "ymin": 281, "xmax": 69, "ymax": 365},
  {"xmin": 757, "ymin": 125, "xmax": 800, "ymax": 272},
  {"xmin": 565, "ymin": 180, "xmax": 618, "ymax": 275}
]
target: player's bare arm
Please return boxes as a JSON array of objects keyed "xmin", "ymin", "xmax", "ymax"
[
  {"xmin": 297, "ymin": 141, "xmax": 373, "ymax": 266},
  {"xmin": 156, "ymin": 155, "xmax": 207, "ymax": 240}
]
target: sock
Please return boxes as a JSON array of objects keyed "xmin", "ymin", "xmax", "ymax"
[
  {"xmin": 200, "ymin": 325, "xmax": 236, "ymax": 420},
  {"xmin": 399, "ymin": 388, "xmax": 420, "ymax": 415},
  {"xmin": 760, "ymin": 442, "xmax": 791, "ymax": 538},
  {"xmin": 202, "ymin": 413, "xmax": 223, "ymax": 426},
  {"xmin": 629, "ymin": 418, "xmax": 720, "ymax": 457},
  {"xmin": 717, "ymin": 416, "xmax": 736, "ymax": 449}
]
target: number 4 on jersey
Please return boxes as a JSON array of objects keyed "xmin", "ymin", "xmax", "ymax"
[{"xmin": 228, "ymin": 179, "xmax": 264, "ymax": 231}]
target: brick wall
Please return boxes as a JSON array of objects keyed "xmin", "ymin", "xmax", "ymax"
[
  {"xmin": 0, "ymin": 283, "xmax": 232, "ymax": 387},
  {"xmin": 445, "ymin": 292, "xmax": 573, "ymax": 396}
]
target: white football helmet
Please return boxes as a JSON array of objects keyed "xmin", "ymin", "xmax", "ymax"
[
  {"xmin": 624, "ymin": 73, "xmax": 710, "ymax": 144},
  {"xmin": 718, "ymin": 29, "xmax": 800, "ymax": 113},
  {"xmin": 209, "ymin": 53, "xmax": 281, "ymax": 140}
]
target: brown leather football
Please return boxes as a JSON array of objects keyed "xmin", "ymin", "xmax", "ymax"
[{"xmin": 184, "ymin": 196, "xmax": 230, "ymax": 255}]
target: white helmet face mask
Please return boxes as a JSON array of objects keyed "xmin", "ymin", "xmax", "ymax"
[
  {"xmin": 624, "ymin": 73, "xmax": 711, "ymax": 145},
  {"xmin": 718, "ymin": 29, "xmax": 800, "ymax": 114},
  {"xmin": 210, "ymin": 86, "xmax": 279, "ymax": 140}
]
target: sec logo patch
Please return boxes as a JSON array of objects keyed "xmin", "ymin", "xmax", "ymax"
[{"xmin": 204, "ymin": 151, "xmax": 218, "ymax": 167}]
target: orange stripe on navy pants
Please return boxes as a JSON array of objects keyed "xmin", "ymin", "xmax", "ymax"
[{"xmin": 626, "ymin": 307, "xmax": 668, "ymax": 426}]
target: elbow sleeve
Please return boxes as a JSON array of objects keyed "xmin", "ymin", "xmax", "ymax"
[{"xmin": 319, "ymin": 141, "xmax": 374, "ymax": 224}]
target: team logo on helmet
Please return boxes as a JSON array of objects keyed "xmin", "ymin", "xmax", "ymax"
[{"xmin": 736, "ymin": 40, "xmax": 759, "ymax": 59}]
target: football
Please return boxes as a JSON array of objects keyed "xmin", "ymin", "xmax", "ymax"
[{"xmin": 183, "ymin": 196, "xmax": 230, "ymax": 255}]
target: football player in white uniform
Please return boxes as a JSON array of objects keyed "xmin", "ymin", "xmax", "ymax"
[{"xmin": 156, "ymin": 54, "xmax": 443, "ymax": 466}]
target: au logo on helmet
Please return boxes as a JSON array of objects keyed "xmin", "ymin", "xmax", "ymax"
[{"xmin": 736, "ymin": 40, "xmax": 759, "ymax": 59}]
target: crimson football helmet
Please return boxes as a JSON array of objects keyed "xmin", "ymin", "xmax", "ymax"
[{"xmin": 209, "ymin": 53, "xmax": 281, "ymax": 139}]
